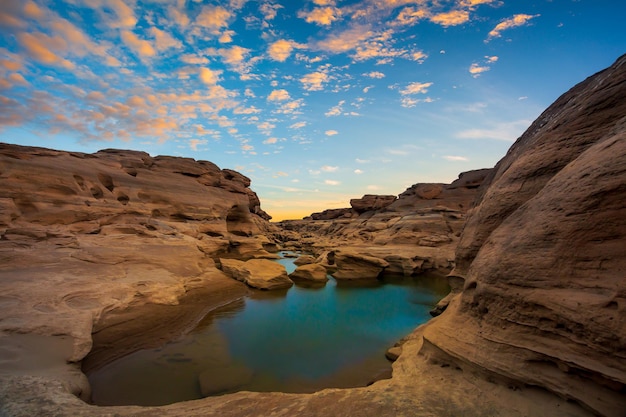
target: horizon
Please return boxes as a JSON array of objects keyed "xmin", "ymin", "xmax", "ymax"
[{"xmin": 1, "ymin": 0, "xmax": 624, "ymax": 220}]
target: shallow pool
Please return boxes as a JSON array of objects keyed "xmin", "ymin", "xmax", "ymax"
[{"xmin": 87, "ymin": 252, "xmax": 449, "ymax": 406}]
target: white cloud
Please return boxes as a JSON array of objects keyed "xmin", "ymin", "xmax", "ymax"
[
  {"xmin": 290, "ymin": 121, "xmax": 307, "ymax": 129},
  {"xmin": 321, "ymin": 165, "xmax": 338, "ymax": 172},
  {"xmin": 443, "ymin": 155, "xmax": 469, "ymax": 161},
  {"xmin": 364, "ymin": 71, "xmax": 385, "ymax": 78},
  {"xmin": 456, "ymin": 120, "xmax": 531, "ymax": 141},
  {"xmin": 325, "ymin": 130, "xmax": 338, "ymax": 136},
  {"xmin": 355, "ymin": 158, "xmax": 370, "ymax": 163},
  {"xmin": 354, "ymin": 169, "xmax": 364, "ymax": 174},
  {"xmin": 325, "ymin": 179, "xmax": 340, "ymax": 185},
  {"xmin": 189, "ymin": 139, "xmax": 207, "ymax": 151}
]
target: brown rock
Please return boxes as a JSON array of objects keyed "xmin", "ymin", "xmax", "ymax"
[
  {"xmin": 289, "ymin": 264, "xmax": 329, "ymax": 282},
  {"xmin": 350, "ymin": 194, "xmax": 397, "ymax": 213},
  {"xmin": 421, "ymin": 54, "xmax": 626, "ymax": 417},
  {"xmin": 219, "ymin": 258, "xmax": 293, "ymax": 290},
  {"xmin": 331, "ymin": 252, "xmax": 389, "ymax": 280},
  {"xmin": 293, "ymin": 255, "xmax": 316, "ymax": 266}
]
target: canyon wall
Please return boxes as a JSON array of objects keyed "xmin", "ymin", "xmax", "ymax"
[{"xmin": 420, "ymin": 54, "xmax": 626, "ymax": 416}]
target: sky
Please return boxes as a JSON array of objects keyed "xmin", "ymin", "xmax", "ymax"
[{"xmin": 0, "ymin": 1, "xmax": 624, "ymax": 221}]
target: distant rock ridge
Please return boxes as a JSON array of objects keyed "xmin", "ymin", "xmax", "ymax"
[{"xmin": 420, "ymin": 53, "xmax": 626, "ymax": 416}]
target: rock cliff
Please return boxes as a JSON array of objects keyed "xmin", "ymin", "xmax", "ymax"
[
  {"xmin": 0, "ymin": 144, "xmax": 279, "ymax": 398},
  {"xmin": 421, "ymin": 54, "xmax": 626, "ymax": 415},
  {"xmin": 277, "ymin": 169, "xmax": 491, "ymax": 278}
]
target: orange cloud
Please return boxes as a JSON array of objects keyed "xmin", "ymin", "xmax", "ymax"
[
  {"xmin": 150, "ymin": 27, "xmax": 182, "ymax": 50},
  {"xmin": 18, "ymin": 32, "xmax": 75, "ymax": 69},
  {"xmin": 268, "ymin": 39, "xmax": 298, "ymax": 62},
  {"xmin": 487, "ymin": 14, "xmax": 540, "ymax": 41},
  {"xmin": 121, "ymin": 30, "xmax": 156, "ymax": 58},
  {"xmin": 400, "ymin": 82, "xmax": 433, "ymax": 95},
  {"xmin": 299, "ymin": 7, "xmax": 341, "ymax": 26},
  {"xmin": 316, "ymin": 25, "xmax": 372, "ymax": 53},
  {"xmin": 300, "ymin": 71, "xmax": 329, "ymax": 91},
  {"xmin": 196, "ymin": 5, "xmax": 231, "ymax": 31},
  {"xmin": 267, "ymin": 89, "xmax": 291, "ymax": 101},
  {"xmin": 199, "ymin": 67, "xmax": 221, "ymax": 85},
  {"xmin": 430, "ymin": 10, "xmax": 470, "ymax": 27}
]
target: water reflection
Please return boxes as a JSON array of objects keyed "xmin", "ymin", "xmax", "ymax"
[{"xmin": 87, "ymin": 253, "xmax": 449, "ymax": 406}]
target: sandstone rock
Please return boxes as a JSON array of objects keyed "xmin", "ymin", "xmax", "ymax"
[
  {"xmin": 385, "ymin": 346, "xmax": 402, "ymax": 362},
  {"xmin": 219, "ymin": 258, "xmax": 292, "ymax": 290},
  {"xmin": 421, "ymin": 54, "xmax": 626, "ymax": 417},
  {"xmin": 293, "ymin": 255, "xmax": 316, "ymax": 266},
  {"xmin": 289, "ymin": 264, "xmax": 329, "ymax": 282},
  {"xmin": 350, "ymin": 195, "xmax": 397, "ymax": 213},
  {"xmin": 331, "ymin": 252, "xmax": 389, "ymax": 280}
]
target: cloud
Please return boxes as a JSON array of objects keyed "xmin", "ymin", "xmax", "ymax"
[
  {"xmin": 355, "ymin": 158, "xmax": 370, "ymax": 164},
  {"xmin": 469, "ymin": 55, "xmax": 499, "ymax": 77},
  {"xmin": 429, "ymin": 10, "xmax": 470, "ymax": 27},
  {"xmin": 268, "ymin": 39, "xmax": 302, "ymax": 62},
  {"xmin": 325, "ymin": 179, "xmax": 340, "ymax": 185},
  {"xmin": 260, "ymin": 2, "xmax": 283, "ymax": 21},
  {"xmin": 199, "ymin": 67, "xmax": 221, "ymax": 85},
  {"xmin": 316, "ymin": 25, "xmax": 372, "ymax": 54},
  {"xmin": 354, "ymin": 169, "xmax": 364, "ymax": 174},
  {"xmin": 443, "ymin": 155, "xmax": 469, "ymax": 161},
  {"xmin": 17, "ymin": 32, "xmax": 75, "ymax": 69},
  {"xmin": 150, "ymin": 27, "xmax": 182, "ymax": 51},
  {"xmin": 411, "ymin": 51, "xmax": 428, "ymax": 62},
  {"xmin": 325, "ymin": 100, "xmax": 344, "ymax": 116},
  {"xmin": 298, "ymin": 6, "xmax": 341, "ymax": 26},
  {"xmin": 263, "ymin": 137, "xmax": 278, "ymax": 144},
  {"xmin": 400, "ymin": 82, "xmax": 433, "ymax": 95},
  {"xmin": 121, "ymin": 30, "xmax": 156, "ymax": 58},
  {"xmin": 487, "ymin": 14, "xmax": 540, "ymax": 42},
  {"xmin": 325, "ymin": 130, "xmax": 338, "ymax": 136},
  {"xmin": 189, "ymin": 139, "xmax": 207, "ymax": 151},
  {"xmin": 300, "ymin": 71, "xmax": 329, "ymax": 91},
  {"xmin": 196, "ymin": 5, "xmax": 232, "ymax": 32},
  {"xmin": 364, "ymin": 71, "xmax": 385, "ymax": 78},
  {"xmin": 456, "ymin": 120, "xmax": 532, "ymax": 141},
  {"xmin": 469, "ymin": 63, "xmax": 490, "ymax": 77},
  {"xmin": 267, "ymin": 89, "xmax": 290, "ymax": 101},
  {"xmin": 290, "ymin": 121, "xmax": 307, "ymax": 129},
  {"xmin": 321, "ymin": 165, "xmax": 338, "ymax": 172}
]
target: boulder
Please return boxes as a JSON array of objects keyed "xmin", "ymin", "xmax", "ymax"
[
  {"xmin": 219, "ymin": 258, "xmax": 293, "ymax": 290},
  {"xmin": 350, "ymin": 194, "xmax": 397, "ymax": 213},
  {"xmin": 331, "ymin": 252, "xmax": 389, "ymax": 280},
  {"xmin": 293, "ymin": 255, "xmax": 316, "ymax": 266},
  {"xmin": 289, "ymin": 264, "xmax": 329, "ymax": 282}
]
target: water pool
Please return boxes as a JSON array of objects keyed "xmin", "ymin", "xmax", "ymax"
[{"xmin": 87, "ymin": 252, "xmax": 448, "ymax": 406}]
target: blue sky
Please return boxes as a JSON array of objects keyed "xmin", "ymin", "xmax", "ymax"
[{"xmin": 1, "ymin": 0, "xmax": 624, "ymax": 220}]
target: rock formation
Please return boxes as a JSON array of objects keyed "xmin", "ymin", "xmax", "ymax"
[
  {"xmin": 421, "ymin": 54, "xmax": 626, "ymax": 416},
  {"xmin": 288, "ymin": 264, "xmax": 329, "ymax": 283},
  {"xmin": 1, "ymin": 54, "xmax": 625, "ymax": 417},
  {"xmin": 276, "ymin": 168, "xmax": 491, "ymax": 279},
  {"xmin": 0, "ymin": 143, "xmax": 279, "ymax": 400},
  {"xmin": 219, "ymin": 258, "xmax": 293, "ymax": 290}
]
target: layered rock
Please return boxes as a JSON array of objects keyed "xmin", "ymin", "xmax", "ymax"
[
  {"xmin": 288, "ymin": 264, "xmax": 329, "ymax": 283},
  {"xmin": 277, "ymin": 169, "xmax": 490, "ymax": 278},
  {"xmin": 0, "ymin": 143, "xmax": 278, "ymax": 399},
  {"xmin": 219, "ymin": 258, "xmax": 293, "ymax": 290},
  {"xmin": 420, "ymin": 54, "xmax": 626, "ymax": 416}
]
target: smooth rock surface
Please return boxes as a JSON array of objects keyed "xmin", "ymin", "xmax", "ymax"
[
  {"xmin": 289, "ymin": 264, "xmax": 329, "ymax": 282},
  {"xmin": 220, "ymin": 258, "xmax": 293, "ymax": 290},
  {"xmin": 421, "ymin": 54, "xmax": 626, "ymax": 416}
]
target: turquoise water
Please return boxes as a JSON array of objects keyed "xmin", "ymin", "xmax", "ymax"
[{"xmin": 88, "ymin": 252, "xmax": 449, "ymax": 406}]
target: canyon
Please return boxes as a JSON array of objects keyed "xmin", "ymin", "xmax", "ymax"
[{"xmin": 0, "ymin": 53, "xmax": 625, "ymax": 416}]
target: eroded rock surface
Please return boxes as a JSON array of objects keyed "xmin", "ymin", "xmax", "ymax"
[
  {"xmin": 421, "ymin": 54, "xmax": 626, "ymax": 416},
  {"xmin": 219, "ymin": 258, "xmax": 293, "ymax": 290}
]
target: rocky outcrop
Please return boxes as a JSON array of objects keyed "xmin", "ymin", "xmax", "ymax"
[
  {"xmin": 0, "ymin": 143, "xmax": 278, "ymax": 401},
  {"xmin": 350, "ymin": 194, "xmax": 397, "ymax": 213},
  {"xmin": 289, "ymin": 264, "xmax": 329, "ymax": 283},
  {"xmin": 219, "ymin": 258, "xmax": 293, "ymax": 290},
  {"xmin": 420, "ymin": 54, "xmax": 626, "ymax": 416}
]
